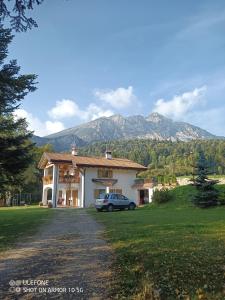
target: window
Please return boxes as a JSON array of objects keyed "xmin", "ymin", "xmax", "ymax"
[
  {"xmin": 118, "ymin": 195, "xmax": 128, "ymax": 200},
  {"xmin": 109, "ymin": 188, "xmax": 122, "ymax": 194},
  {"xmin": 94, "ymin": 189, "xmax": 106, "ymax": 199},
  {"xmin": 97, "ymin": 169, "xmax": 113, "ymax": 178}
]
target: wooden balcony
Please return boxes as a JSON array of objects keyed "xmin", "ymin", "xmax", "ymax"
[
  {"xmin": 42, "ymin": 174, "xmax": 80, "ymax": 185},
  {"xmin": 58, "ymin": 175, "xmax": 80, "ymax": 184},
  {"xmin": 134, "ymin": 178, "xmax": 153, "ymax": 184},
  {"xmin": 132, "ymin": 178, "xmax": 156, "ymax": 188},
  {"xmin": 42, "ymin": 175, "xmax": 53, "ymax": 185}
]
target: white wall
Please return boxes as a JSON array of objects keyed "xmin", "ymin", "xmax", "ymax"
[
  {"xmin": 84, "ymin": 168, "xmax": 138, "ymax": 207},
  {"xmin": 84, "ymin": 168, "xmax": 106, "ymax": 207},
  {"xmin": 42, "ymin": 166, "xmax": 139, "ymax": 208}
]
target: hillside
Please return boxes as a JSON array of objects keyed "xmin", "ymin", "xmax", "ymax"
[
  {"xmin": 90, "ymin": 185, "xmax": 225, "ymax": 299},
  {"xmin": 33, "ymin": 113, "xmax": 221, "ymax": 151},
  {"xmin": 79, "ymin": 139, "xmax": 225, "ymax": 177}
]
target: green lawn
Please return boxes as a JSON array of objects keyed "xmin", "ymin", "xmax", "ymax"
[
  {"xmin": 89, "ymin": 185, "xmax": 225, "ymax": 300},
  {"xmin": 0, "ymin": 206, "xmax": 54, "ymax": 252}
]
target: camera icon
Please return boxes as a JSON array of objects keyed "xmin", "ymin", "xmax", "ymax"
[{"xmin": 15, "ymin": 287, "xmax": 21, "ymax": 293}]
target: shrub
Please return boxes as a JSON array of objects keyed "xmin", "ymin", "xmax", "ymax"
[
  {"xmin": 152, "ymin": 189, "xmax": 172, "ymax": 204},
  {"xmin": 218, "ymin": 189, "xmax": 225, "ymax": 205},
  {"xmin": 39, "ymin": 202, "xmax": 43, "ymax": 206}
]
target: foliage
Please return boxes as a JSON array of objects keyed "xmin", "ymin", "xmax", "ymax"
[
  {"xmin": 0, "ymin": 26, "xmax": 37, "ymax": 203},
  {"xmin": 217, "ymin": 185, "xmax": 225, "ymax": 205},
  {"xmin": 89, "ymin": 185, "xmax": 225, "ymax": 299},
  {"xmin": 0, "ymin": 0, "xmax": 43, "ymax": 31},
  {"xmin": 80, "ymin": 139, "xmax": 225, "ymax": 178},
  {"xmin": 156, "ymin": 174, "xmax": 177, "ymax": 185},
  {"xmin": 0, "ymin": 206, "xmax": 54, "ymax": 252},
  {"xmin": 21, "ymin": 143, "xmax": 53, "ymax": 199},
  {"xmin": 191, "ymin": 152, "xmax": 219, "ymax": 208},
  {"xmin": 152, "ymin": 188, "xmax": 172, "ymax": 204}
]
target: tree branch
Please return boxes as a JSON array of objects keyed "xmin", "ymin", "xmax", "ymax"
[{"xmin": 0, "ymin": 0, "xmax": 44, "ymax": 31}]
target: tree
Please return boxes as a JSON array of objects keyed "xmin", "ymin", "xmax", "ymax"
[
  {"xmin": 0, "ymin": 0, "xmax": 43, "ymax": 32},
  {"xmin": 22, "ymin": 144, "xmax": 53, "ymax": 196},
  {"xmin": 0, "ymin": 26, "xmax": 37, "ymax": 204},
  {"xmin": 191, "ymin": 151, "xmax": 218, "ymax": 208}
]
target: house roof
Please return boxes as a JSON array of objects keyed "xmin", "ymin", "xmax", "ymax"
[{"xmin": 38, "ymin": 152, "xmax": 147, "ymax": 171}]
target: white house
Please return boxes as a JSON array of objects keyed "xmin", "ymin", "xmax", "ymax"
[{"xmin": 38, "ymin": 148, "xmax": 154, "ymax": 208}]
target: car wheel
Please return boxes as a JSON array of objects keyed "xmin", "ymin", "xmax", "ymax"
[
  {"xmin": 96, "ymin": 208, "xmax": 102, "ymax": 212},
  {"xmin": 128, "ymin": 203, "xmax": 135, "ymax": 210},
  {"xmin": 107, "ymin": 204, "xmax": 114, "ymax": 212}
]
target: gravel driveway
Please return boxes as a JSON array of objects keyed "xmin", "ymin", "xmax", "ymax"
[{"xmin": 0, "ymin": 209, "xmax": 113, "ymax": 300}]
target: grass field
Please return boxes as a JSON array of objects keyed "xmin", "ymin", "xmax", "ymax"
[
  {"xmin": 89, "ymin": 185, "xmax": 225, "ymax": 299},
  {"xmin": 0, "ymin": 206, "xmax": 54, "ymax": 252}
]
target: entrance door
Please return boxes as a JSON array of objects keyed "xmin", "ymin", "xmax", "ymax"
[
  {"xmin": 72, "ymin": 190, "xmax": 78, "ymax": 207},
  {"xmin": 139, "ymin": 189, "xmax": 149, "ymax": 205},
  {"xmin": 139, "ymin": 190, "xmax": 145, "ymax": 205},
  {"xmin": 66, "ymin": 190, "xmax": 71, "ymax": 206},
  {"xmin": 66, "ymin": 190, "xmax": 78, "ymax": 207}
]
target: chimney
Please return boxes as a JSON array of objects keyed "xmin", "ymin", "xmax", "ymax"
[
  {"xmin": 71, "ymin": 145, "xmax": 78, "ymax": 156},
  {"xmin": 105, "ymin": 150, "xmax": 112, "ymax": 159}
]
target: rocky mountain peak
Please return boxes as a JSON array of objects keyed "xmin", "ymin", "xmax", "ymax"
[
  {"xmin": 146, "ymin": 112, "xmax": 168, "ymax": 123},
  {"xmin": 109, "ymin": 114, "xmax": 125, "ymax": 123},
  {"xmin": 34, "ymin": 112, "xmax": 222, "ymax": 151}
]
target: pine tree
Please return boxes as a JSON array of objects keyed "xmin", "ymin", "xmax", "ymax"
[
  {"xmin": 0, "ymin": 0, "xmax": 43, "ymax": 32},
  {"xmin": 191, "ymin": 151, "xmax": 218, "ymax": 208},
  {"xmin": 0, "ymin": 26, "xmax": 37, "ymax": 203}
]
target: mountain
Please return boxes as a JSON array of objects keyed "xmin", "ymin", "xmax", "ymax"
[
  {"xmin": 32, "ymin": 134, "xmax": 86, "ymax": 152},
  {"xmin": 33, "ymin": 113, "xmax": 222, "ymax": 151}
]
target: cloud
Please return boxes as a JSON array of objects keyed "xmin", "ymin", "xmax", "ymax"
[
  {"xmin": 153, "ymin": 86, "xmax": 207, "ymax": 119},
  {"xmin": 94, "ymin": 86, "xmax": 136, "ymax": 108},
  {"xmin": 184, "ymin": 107, "xmax": 225, "ymax": 136},
  {"xmin": 82, "ymin": 103, "xmax": 113, "ymax": 121},
  {"xmin": 152, "ymin": 84, "xmax": 225, "ymax": 136},
  {"xmin": 176, "ymin": 11, "xmax": 225, "ymax": 39},
  {"xmin": 48, "ymin": 99, "xmax": 114, "ymax": 121},
  {"xmin": 48, "ymin": 99, "xmax": 81, "ymax": 119},
  {"xmin": 14, "ymin": 109, "xmax": 65, "ymax": 136},
  {"xmin": 45, "ymin": 121, "xmax": 65, "ymax": 134},
  {"xmin": 14, "ymin": 99, "xmax": 114, "ymax": 136}
]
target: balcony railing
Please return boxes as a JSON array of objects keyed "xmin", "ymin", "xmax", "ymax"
[
  {"xmin": 134, "ymin": 178, "xmax": 154, "ymax": 185},
  {"xmin": 58, "ymin": 176, "xmax": 80, "ymax": 184}
]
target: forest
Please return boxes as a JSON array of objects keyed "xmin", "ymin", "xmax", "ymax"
[{"xmin": 79, "ymin": 139, "xmax": 225, "ymax": 178}]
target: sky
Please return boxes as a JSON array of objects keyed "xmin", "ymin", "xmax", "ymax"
[{"xmin": 8, "ymin": 0, "xmax": 225, "ymax": 136}]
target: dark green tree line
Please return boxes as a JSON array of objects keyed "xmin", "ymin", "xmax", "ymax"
[{"xmin": 79, "ymin": 139, "xmax": 225, "ymax": 178}]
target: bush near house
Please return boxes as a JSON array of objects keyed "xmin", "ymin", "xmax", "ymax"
[
  {"xmin": 217, "ymin": 185, "xmax": 225, "ymax": 205},
  {"xmin": 90, "ymin": 185, "xmax": 225, "ymax": 300},
  {"xmin": 152, "ymin": 188, "xmax": 172, "ymax": 204}
]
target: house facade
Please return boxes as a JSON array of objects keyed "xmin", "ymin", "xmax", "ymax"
[{"xmin": 39, "ymin": 149, "xmax": 154, "ymax": 208}]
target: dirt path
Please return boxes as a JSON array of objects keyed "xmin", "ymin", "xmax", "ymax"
[{"xmin": 0, "ymin": 209, "xmax": 113, "ymax": 300}]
